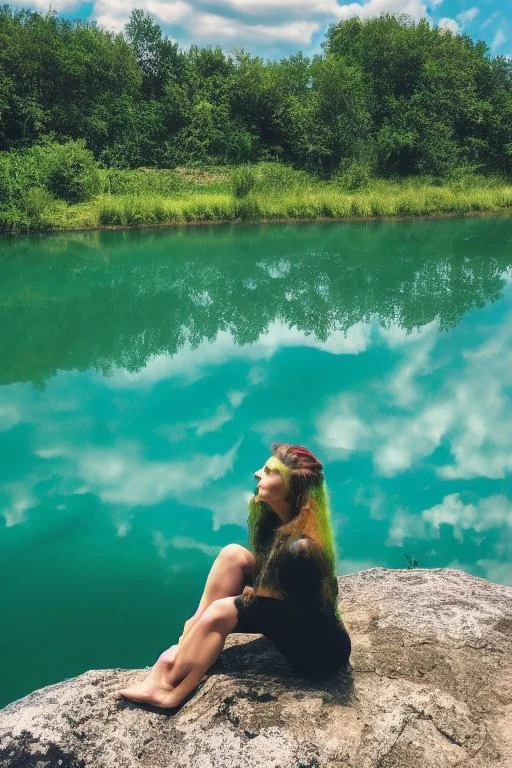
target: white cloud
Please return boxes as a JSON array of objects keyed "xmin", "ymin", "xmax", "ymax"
[
  {"xmin": 385, "ymin": 507, "xmax": 430, "ymax": 546},
  {"xmin": 115, "ymin": 520, "xmax": 131, "ymax": 537},
  {"xmin": 199, "ymin": 0, "xmax": 347, "ymax": 20},
  {"xmin": 354, "ymin": 486, "xmax": 387, "ymax": 520},
  {"xmin": 93, "ymin": 0, "xmax": 191, "ymax": 34},
  {"xmin": 247, "ymin": 366, "xmax": 266, "ymax": 386},
  {"xmin": 8, "ymin": 368, "xmax": 253, "ymax": 531},
  {"xmin": 457, "ymin": 7, "xmax": 479, "ymax": 26},
  {"xmin": 315, "ymin": 324, "xmax": 453, "ymax": 475},
  {"xmin": 193, "ymin": 12, "xmax": 319, "ymax": 43},
  {"xmin": 316, "ymin": 395, "xmax": 367, "ymax": 456},
  {"xmin": 378, "ymin": 321, "xmax": 437, "ymax": 349},
  {"xmin": 481, "ymin": 11, "xmax": 500, "ymax": 30},
  {"xmin": 201, "ymin": 486, "xmax": 253, "ymax": 530},
  {"xmin": 88, "ymin": 0, "xmax": 439, "ymax": 53},
  {"xmin": 491, "ymin": 29, "xmax": 506, "ymax": 51},
  {"xmin": 227, "ymin": 390, "xmax": 246, "ymax": 408},
  {"xmin": 35, "ymin": 438, "xmax": 242, "ymax": 508},
  {"xmin": 336, "ymin": 1, "xmax": 429, "ymax": 24},
  {"xmin": 252, "ymin": 417, "xmax": 299, "ymax": 445},
  {"xmin": 316, "ymin": 300, "xmax": 512, "ymax": 480},
  {"xmin": 0, "ymin": 402, "xmax": 21, "ymax": 433},
  {"xmin": 438, "ymin": 17, "xmax": 460, "ymax": 34},
  {"xmin": 476, "ymin": 559, "xmax": 512, "ymax": 586},
  {"xmin": 386, "ymin": 326, "xmax": 437, "ymax": 407},
  {"xmin": 1, "ymin": 483, "xmax": 38, "ymax": 528},
  {"xmin": 375, "ymin": 401, "xmax": 453, "ymax": 475},
  {"xmin": 192, "ymin": 404, "xmax": 233, "ymax": 436},
  {"xmin": 153, "ymin": 532, "xmax": 222, "ymax": 558},
  {"xmin": 103, "ymin": 319, "xmax": 371, "ymax": 389},
  {"xmin": 385, "ymin": 493, "xmax": 512, "ymax": 557},
  {"xmin": 437, "ymin": 324, "xmax": 512, "ymax": 480},
  {"xmin": 422, "ymin": 493, "xmax": 512, "ymax": 544},
  {"xmin": 93, "ymin": 0, "xmax": 319, "ymax": 44},
  {"xmin": 146, "ymin": 0, "xmax": 192, "ymax": 23},
  {"xmin": 11, "ymin": 0, "xmax": 80, "ymax": 10}
]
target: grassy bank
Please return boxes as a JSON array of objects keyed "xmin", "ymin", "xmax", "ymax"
[{"xmin": 3, "ymin": 163, "xmax": 512, "ymax": 234}]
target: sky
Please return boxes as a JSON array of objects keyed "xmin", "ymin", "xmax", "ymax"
[{"xmin": 10, "ymin": 1, "xmax": 511, "ymax": 62}]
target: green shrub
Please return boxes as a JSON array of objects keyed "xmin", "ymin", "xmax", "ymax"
[
  {"xmin": 234, "ymin": 196, "xmax": 261, "ymax": 219},
  {"xmin": 252, "ymin": 162, "xmax": 314, "ymax": 192},
  {"xmin": 0, "ymin": 150, "xmax": 44, "ymax": 204},
  {"xmin": 37, "ymin": 140, "xmax": 102, "ymax": 203},
  {"xmin": 232, "ymin": 166, "xmax": 257, "ymax": 197},
  {"xmin": 0, "ymin": 154, "xmax": 13, "ymax": 203},
  {"xmin": 20, "ymin": 187, "xmax": 56, "ymax": 222},
  {"xmin": 335, "ymin": 160, "xmax": 373, "ymax": 191}
]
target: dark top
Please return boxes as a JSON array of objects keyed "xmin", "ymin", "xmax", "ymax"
[
  {"xmin": 233, "ymin": 530, "xmax": 350, "ymax": 678},
  {"xmin": 250, "ymin": 531, "xmax": 339, "ymax": 614}
]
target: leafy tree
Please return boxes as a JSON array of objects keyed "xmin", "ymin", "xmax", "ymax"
[
  {"xmin": 324, "ymin": 14, "xmax": 512, "ymax": 177},
  {"xmin": 0, "ymin": 6, "xmax": 511, "ymax": 176},
  {"xmin": 125, "ymin": 9, "xmax": 182, "ymax": 100}
]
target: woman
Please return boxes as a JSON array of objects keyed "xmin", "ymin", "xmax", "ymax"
[{"xmin": 118, "ymin": 443, "xmax": 351, "ymax": 709}]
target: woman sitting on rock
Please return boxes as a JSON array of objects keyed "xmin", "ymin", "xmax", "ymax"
[{"xmin": 118, "ymin": 442, "xmax": 351, "ymax": 709}]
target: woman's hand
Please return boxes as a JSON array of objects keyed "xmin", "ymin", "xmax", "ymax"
[{"xmin": 242, "ymin": 585, "xmax": 254, "ymax": 597}]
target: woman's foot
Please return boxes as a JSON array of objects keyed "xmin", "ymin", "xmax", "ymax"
[{"xmin": 117, "ymin": 645, "xmax": 181, "ymax": 708}]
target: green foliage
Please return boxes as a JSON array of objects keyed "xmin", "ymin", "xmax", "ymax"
[
  {"xmin": 232, "ymin": 166, "xmax": 257, "ymax": 197},
  {"xmin": 0, "ymin": 138, "xmax": 102, "ymax": 232},
  {"xmin": 0, "ymin": 6, "xmax": 141, "ymax": 153},
  {"xmin": 251, "ymin": 162, "xmax": 314, "ymax": 192},
  {"xmin": 19, "ymin": 187, "xmax": 56, "ymax": 220},
  {"xmin": 101, "ymin": 168, "xmax": 192, "ymax": 196},
  {"xmin": 0, "ymin": 6, "xmax": 511, "ymax": 194},
  {"xmin": 335, "ymin": 160, "xmax": 373, "ymax": 191},
  {"xmin": 5, "ymin": 166, "xmax": 512, "ymax": 234},
  {"xmin": 324, "ymin": 14, "xmax": 512, "ymax": 178},
  {"xmin": 31, "ymin": 140, "xmax": 102, "ymax": 203},
  {"xmin": 234, "ymin": 196, "xmax": 261, "ymax": 220}
]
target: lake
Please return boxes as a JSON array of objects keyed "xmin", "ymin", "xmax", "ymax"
[{"xmin": 1, "ymin": 218, "xmax": 511, "ymax": 708}]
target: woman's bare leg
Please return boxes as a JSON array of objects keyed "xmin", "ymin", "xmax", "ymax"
[
  {"xmin": 118, "ymin": 597, "xmax": 239, "ymax": 709},
  {"xmin": 179, "ymin": 544, "xmax": 254, "ymax": 643}
]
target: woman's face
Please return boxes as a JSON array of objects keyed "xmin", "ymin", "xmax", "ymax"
[{"xmin": 254, "ymin": 456, "xmax": 287, "ymax": 504}]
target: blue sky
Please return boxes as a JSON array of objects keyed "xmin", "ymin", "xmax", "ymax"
[{"xmin": 10, "ymin": 1, "xmax": 511, "ymax": 60}]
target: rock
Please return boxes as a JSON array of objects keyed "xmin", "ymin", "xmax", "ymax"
[{"xmin": 1, "ymin": 568, "xmax": 511, "ymax": 768}]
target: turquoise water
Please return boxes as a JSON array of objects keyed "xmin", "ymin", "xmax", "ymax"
[{"xmin": 1, "ymin": 219, "xmax": 511, "ymax": 708}]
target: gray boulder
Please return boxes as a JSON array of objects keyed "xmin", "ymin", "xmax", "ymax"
[{"xmin": 1, "ymin": 568, "xmax": 511, "ymax": 768}]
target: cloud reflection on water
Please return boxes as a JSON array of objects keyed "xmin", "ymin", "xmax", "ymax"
[
  {"xmin": 102, "ymin": 319, "xmax": 371, "ymax": 389},
  {"xmin": 316, "ymin": 309, "xmax": 512, "ymax": 481},
  {"xmin": 1, "ymin": 221, "xmax": 511, "ymax": 586}
]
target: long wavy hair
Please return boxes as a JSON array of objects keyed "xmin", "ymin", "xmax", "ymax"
[{"xmin": 247, "ymin": 443, "xmax": 339, "ymax": 611}]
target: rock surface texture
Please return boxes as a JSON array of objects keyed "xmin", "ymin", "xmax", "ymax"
[{"xmin": 1, "ymin": 568, "xmax": 511, "ymax": 768}]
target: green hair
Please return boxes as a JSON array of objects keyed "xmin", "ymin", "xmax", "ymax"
[
  {"xmin": 247, "ymin": 479, "xmax": 342, "ymax": 620},
  {"xmin": 309, "ymin": 481, "xmax": 337, "ymax": 566}
]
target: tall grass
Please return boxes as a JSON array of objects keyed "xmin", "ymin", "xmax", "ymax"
[{"xmin": 3, "ymin": 161, "xmax": 512, "ymax": 234}]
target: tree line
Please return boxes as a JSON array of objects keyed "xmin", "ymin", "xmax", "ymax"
[{"xmin": 1, "ymin": 5, "xmax": 511, "ymax": 178}]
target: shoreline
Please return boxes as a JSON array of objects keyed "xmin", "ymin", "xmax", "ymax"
[{"xmin": 4, "ymin": 205, "xmax": 512, "ymax": 238}]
